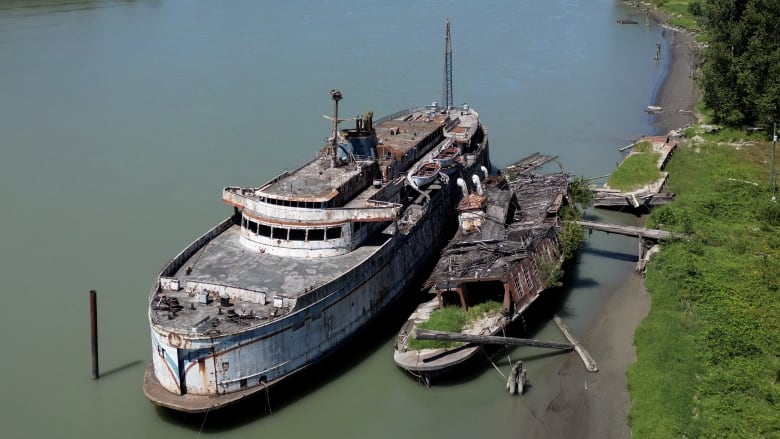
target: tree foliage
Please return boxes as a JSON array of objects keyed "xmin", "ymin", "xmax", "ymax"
[{"xmin": 701, "ymin": 0, "xmax": 780, "ymax": 127}]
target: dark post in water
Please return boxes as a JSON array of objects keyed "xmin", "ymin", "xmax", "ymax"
[{"xmin": 90, "ymin": 289, "xmax": 99, "ymax": 379}]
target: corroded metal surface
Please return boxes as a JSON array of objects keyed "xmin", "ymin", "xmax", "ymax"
[{"xmin": 145, "ymin": 100, "xmax": 491, "ymax": 411}]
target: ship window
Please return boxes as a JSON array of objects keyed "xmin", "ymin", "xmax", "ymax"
[
  {"xmin": 289, "ymin": 228, "xmax": 306, "ymax": 241},
  {"xmin": 326, "ymin": 227, "xmax": 342, "ymax": 240},
  {"xmin": 258, "ymin": 224, "xmax": 272, "ymax": 237},
  {"xmin": 272, "ymin": 227, "xmax": 288, "ymax": 240},
  {"xmin": 523, "ymin": 264, "xmax": 534, "ymax": 291},
  {"xmin": 248, "ymin": 220, "xmax": 258, "ymax": 234},
  {"xmin": 308, "ymin": 229, "xmax": 325, "ymax": 241},
  {"xmin": 353, "ymin": 222, "xmax": 363, "ymax": 232}
]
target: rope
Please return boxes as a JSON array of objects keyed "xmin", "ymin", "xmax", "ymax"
[
  {"xmin": 262, "ymin": 380, "xmax": 273, "ymax": 415},
  {"xmin": 195, "ymin": 406, "xmax": 210, "ymax": 438},
  {"xmin": 482, "ymin": 347, "xmax": 506, "ymax": 379}
]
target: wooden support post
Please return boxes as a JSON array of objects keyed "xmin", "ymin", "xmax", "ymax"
[
  {"xmin": 636, "ymin": 235, "xmax": 645, "ymax": 272},
  {"xmin": 90, "ymin": 289, "xmax": 99, "ymax": 379},
  {"xmin": 502, "ymin": 282, "xmax": 512, "ymax": 313},
  {"xmin": 553, "ymin": 315, "xmax": 598, "ymax": 372},
  {"xmin": 507, "ymin": 361, "xmax": 526, "ymax": 395},
  {"xmin": 456, "ymin": 287, "xmax": 467, "ymax": 312}
]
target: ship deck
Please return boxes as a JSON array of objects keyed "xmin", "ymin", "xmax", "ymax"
[
  {"xmin": 258, "ymin": 109, "xmax": 451, "ymax": 201},
  {"xmin": 150, "ymin": 225, "xmax": 390, "ymax": 334}
]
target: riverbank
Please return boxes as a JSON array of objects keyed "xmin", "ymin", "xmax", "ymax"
[
  {"xmin": 527, "ymin": 11, "xmax": 701, "ymax": 438},
  {"xmin": 651, "ymin": 15, "xmax": 701, "ymax": 133}
]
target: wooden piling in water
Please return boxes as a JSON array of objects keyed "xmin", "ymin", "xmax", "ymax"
[
  {"xmin": 553, "ymin": 315, "xmax": 598, "ymax": 372},
  {"xmin": 90, "ymin": 289, "xmax": 99, "ymax": 379}
]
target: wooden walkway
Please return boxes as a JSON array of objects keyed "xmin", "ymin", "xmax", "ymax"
[
  {"xmin": 573, "ymin": 220, "xmax": 688, "ymax": 272},
  {"xmin": 575, "ymin": 220, "xmax": 679, "ymax": 241}
]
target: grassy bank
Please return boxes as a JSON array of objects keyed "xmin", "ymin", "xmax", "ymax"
[
  {"xmin": 627, "ymin": 137, "xmax": 780, "ymax": 437},
  {"xmin": 642, "ymin": 0, "xmax": 704, "ymax": 33},
  {"xmin": 606, "ymin": 148, "xmax": 662, "ymax": 191}
]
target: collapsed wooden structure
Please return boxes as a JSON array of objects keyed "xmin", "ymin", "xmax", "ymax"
[
  {"xmin": 592, "ymin": 135, "xmax": 677, "ymax": 210},
  {"xmin": 428, "ymin": 163, "xmax": 570, "ymax": 315}
]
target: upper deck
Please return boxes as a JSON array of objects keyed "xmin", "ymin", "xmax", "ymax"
[
  {"xmin": 224, "ymin": 105, "xmax": 475, "ymax": 209},
  {"xmin": 149, "ymin": 102, "xmax": 488, "ymax": 334}
]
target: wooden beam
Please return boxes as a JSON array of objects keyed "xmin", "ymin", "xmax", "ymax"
[
  {"xmin": 573, "ymin": 220, "xmax": 681, "ymax": 241},
  {"xmin": 412, "ymin": 328, "xmax": 574, "ymax": 351},
  {"xmin": 553, "ymin": 315, "xmax": 598, "ymax": 372}
]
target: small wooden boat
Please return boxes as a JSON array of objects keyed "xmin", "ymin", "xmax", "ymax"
[
  {"xmin": 433, "ymin": 144, "xmax": 461, "ymax": 167},
  {"xmin": 409, "ymin": 162, "xmax": 441, "ymax": 187},
  {"xmin": 645, "ymin": 105, "xmax": 663, "ymax": 113},
  {"xmin": 616, "ymin": 19, "xmax": 638, "ymax": 24}
]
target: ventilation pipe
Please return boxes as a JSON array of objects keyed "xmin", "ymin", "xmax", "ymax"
[
  {"xmin": 472, "ymin": 174, "xmax": 483, "ymax": 195},
  {"xmin": 456, "ymin": 178, "xmax": 469, "ymax": 197},
  {"xmin": 481, "ymin": 166, "xmax": 489, "ymax": 177}
]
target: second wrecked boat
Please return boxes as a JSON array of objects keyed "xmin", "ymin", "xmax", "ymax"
[{"xmin": 393, "ymin": 154, "xmax": 575, "ymax": 380}]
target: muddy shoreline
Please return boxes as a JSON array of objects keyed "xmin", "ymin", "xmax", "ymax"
[{"xmin": 527, "ymin": 8, "xmax": 700, "ymax": 438}]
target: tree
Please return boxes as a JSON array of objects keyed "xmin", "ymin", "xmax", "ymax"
[{"xmin": 701, "ymin": 0, "xmax": 780, "ymax": 127}]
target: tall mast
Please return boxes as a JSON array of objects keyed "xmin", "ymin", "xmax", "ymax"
[
  {"xmin": 442, "ymin": 18, "xmax": 453, "ymax": 109},
  {"xmin": 328, "ymin": 89, "xmax": 343, "ymax": 166}
]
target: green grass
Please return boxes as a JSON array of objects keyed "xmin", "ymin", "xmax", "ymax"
[
  {"xmin": 628, "ymin": 140, "xmax": 780, "ymax": 437},
  {"xmin": 632, "ymin": 140, "xmax": 653, "ymax": 153},
  {"xmin": 408, "ymin": 301, "xmax": 504, "ymax": 350},
  {"xmin": 648, "ymin": 1, "xmax": 705, "ymax": 33},
  {"xmin": 606, "ymin": 152, "xmax": 662, "ymax": 191}
]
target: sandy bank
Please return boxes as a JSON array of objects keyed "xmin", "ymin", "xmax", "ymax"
[{"xmin": 652, "ymin": 21, "xmax": 701, "ymax": 134}]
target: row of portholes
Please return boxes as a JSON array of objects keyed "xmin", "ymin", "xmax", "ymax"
[{"xmin": 242, "ymin": 216, "xmax": 343, "ymax": 241}]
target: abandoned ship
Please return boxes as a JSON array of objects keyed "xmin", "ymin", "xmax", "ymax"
[
  {"xmin": 144, "ymin": 21, "xmax": 491, "ymax": 412},
  {"xmin": 393, "ymin": 154, "xmax": 573, "ymax": 380}
]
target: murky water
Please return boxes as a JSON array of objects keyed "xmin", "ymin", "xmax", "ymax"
[{"xmin": 0, "ymin": 1, "xmax": 668, "ymax": 437}]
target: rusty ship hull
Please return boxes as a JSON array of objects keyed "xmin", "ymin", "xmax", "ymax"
[{"xmin": 144, "ymin": 101, "xmax": 490, "ymax": 412}]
